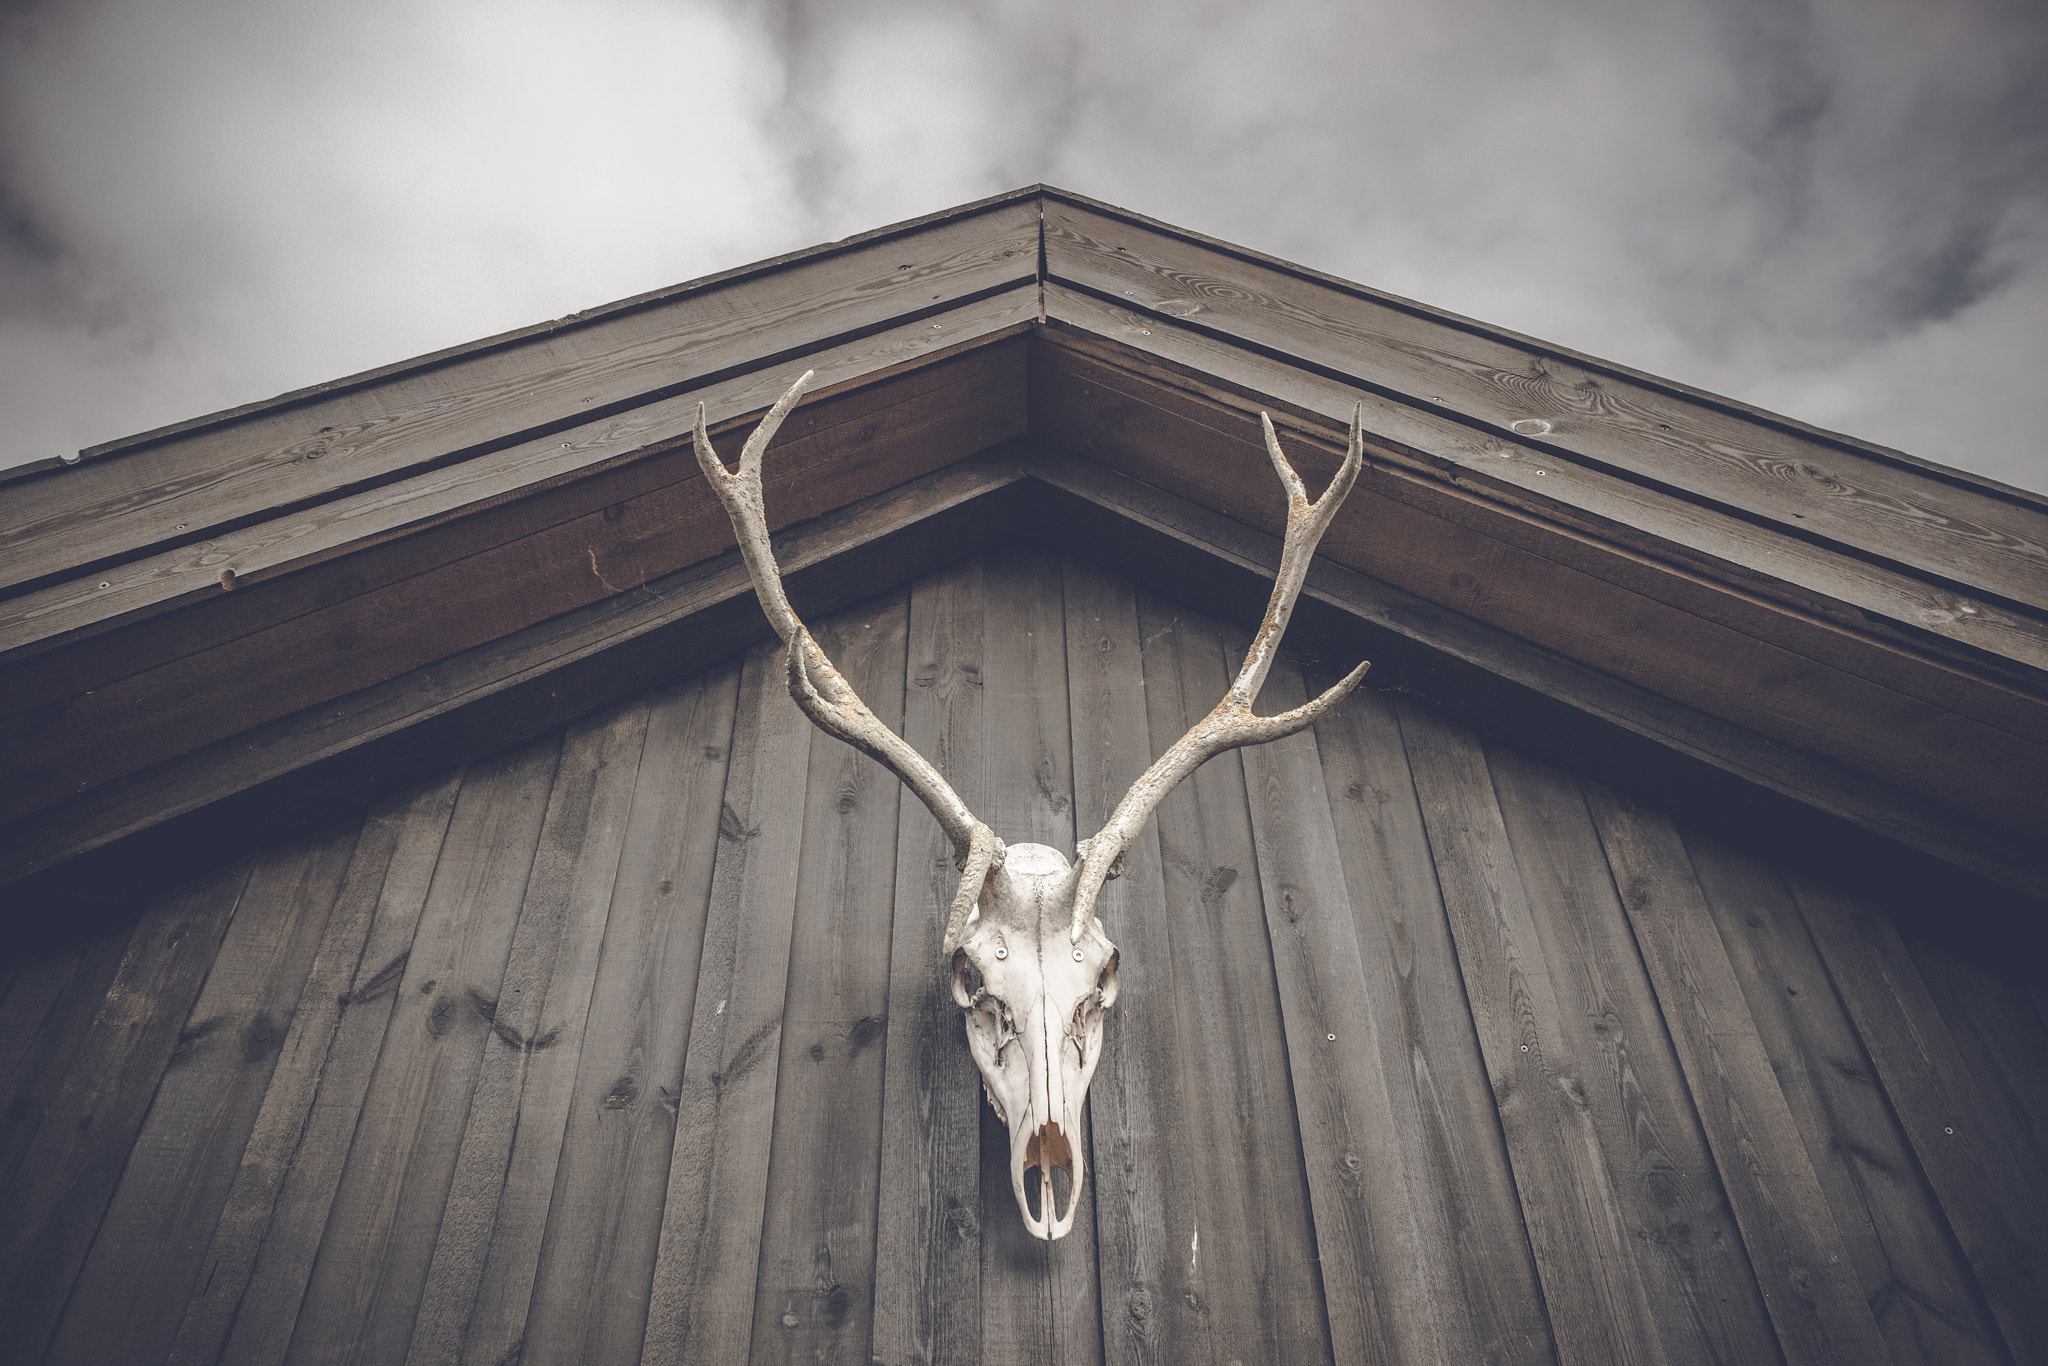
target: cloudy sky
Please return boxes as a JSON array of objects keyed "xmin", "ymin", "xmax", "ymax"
[{"xmin": 3, "ymin": 0, "xmax": 2044, "ymax": 492}]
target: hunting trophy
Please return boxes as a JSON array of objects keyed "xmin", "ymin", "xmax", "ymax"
[{"xmin": 693, "ymin": 373, "xmax": 1370, "ymax": 1240}]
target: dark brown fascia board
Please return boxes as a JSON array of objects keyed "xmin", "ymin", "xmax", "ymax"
[
  {"xmin": 3, "ymin": 184, "xmax": 1050, "ymax": 484},
  {"xmin": 6, "ymin": 439, "xmax": 2040, "ymax": 952},
  {"xmin": 24, "ymin": 180, "xmax": 2042, "ymax": 516},
  {"xmin": 0, "ymin": 290, "xmax": 1037, "ymax": 663},
  {"xmin": 1035, "ymin": 198, "xmax": 2048, "ymax": 683},
  {"xmin": 0, "ymin": 444, "xmax": 1034, "ymax": 889},
  {"xmin": 10, "ymin": 185, "xmax": 2044, "ymax": 689},
  {"xmin": 1035, "ymin": 185, "xmax": 2048, "ymax": 512},
  {"xmin": 0, "ymin": 191, "xmax": 1044, "ymax": 601},
  {"xmin": 6, "ymin": 187, "xmax": 2043, "ymax": 873}
]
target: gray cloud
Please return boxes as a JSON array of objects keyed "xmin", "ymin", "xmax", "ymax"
[{"xmin": 2, "ymin": 0, "xmax": 2043, "ymax": 492}]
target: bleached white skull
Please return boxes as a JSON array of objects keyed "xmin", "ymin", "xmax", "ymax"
[
  {"xmin": 949, "ymin": 844, "xmax": 1119, "ymax": 1239},
  {"xmin": 694, "ymin": 371, "xmax": 1369, "ymax": 1240}
]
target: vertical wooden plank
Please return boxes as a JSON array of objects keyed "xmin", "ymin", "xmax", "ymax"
[
  {"xmin": 287, "ymin": 738, "xmax": 562, "ymax": 1365},
  {"xmin": 0, "ymin": 927, "xmax": 129, "ymax": 1196},
  {"xmin": 975, "ymin": 547, "xmax": 1102, "ymax": 1366},
  {"xmin": 1126, "ymin": 591, "xmax": 1333, "ymax": 1364},
  {"xmin": 873, "ymin": 559, "xmax": 990, "ymax": 1366},
  {"xmin": 1310, "ymin": 689, "xmax": 1555, "ymax": 1365},
  {"xmin": 640, "ymin": 639, "xmax": 817, "ymax": 1366},
  {"xmin": 164, "ymin": 776, "xmax": 456, "ymax": 1365},
  {"xmin": 508, "ymin": 668, "xmax": 739, "ymax": 1366},
  {"xmin": 0, "ymin": 857, "xmax": 253, "ymax": 1359},
  {"xmin": 1237, "ymin": 654, "xmax": 1426, "ymax": 1363},
  {"xmin": 1794, "ymin": 874, "xmax": 2048, "ymax": 1364},
  {"xmin": 48, "ymin": 822, "xmax": 360, "ymax": 1363},
  {"xmin": 1683, "ymin": 832, "xmax": 2006, "ymax": 1365},
  {"xmin": 198, "ymin": 772, "xmax": 463, "ymax": 1366},
  {"xmin": 1908, "ymin": 947, "xmax": 2048, "ymax": 1196},
  {"xmin": 748, "ymin": 596, "xmax": 907, "ymax": 1365},
  {"xmin": 1583, "ymin": 782, "xmax": 1890, "ymax": 1363},
  {"xmin": 1487, "ymin": 749, "xmax": 1778, "ymax": 1364},
  {"xmin": 0, "ymin": 955, "xmax": 83, "ymax": 1130},
  {"xmin": 403, "ymin": 698, "xmax": 654, "ymax": 1366},
  {"xmin": 1400, "ymin": 701, "xmax": 1689, "ymax": 1366}
]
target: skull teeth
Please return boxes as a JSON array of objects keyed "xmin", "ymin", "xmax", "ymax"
[{"xmin": 983, "ymin": 1079, "xmax": 1006, "ymax": 1126}]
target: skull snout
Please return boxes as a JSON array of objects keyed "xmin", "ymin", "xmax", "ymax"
[{"xmin": 1018, "ymin": 1120, "xmax": 1081, "ymax": 1240}]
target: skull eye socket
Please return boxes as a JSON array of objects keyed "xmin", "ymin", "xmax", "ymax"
[
  {"xmin": 950, "ymin": 949, "xmax": 983, "ymax": 1008},
  {"xmin": 1097, "ymin": 948, "xmax": 1120, "ymax": 1010}
]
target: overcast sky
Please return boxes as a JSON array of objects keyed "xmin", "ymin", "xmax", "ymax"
[{"xmin": 3, "ymin": 0, "xmax": 2044, "ymax": 492}]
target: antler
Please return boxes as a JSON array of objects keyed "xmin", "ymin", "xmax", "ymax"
[
  {"xmin": 693, "ymin": 373, "xmax": 1004, "ymax": 954},
  {"xmin": 1067, "ymin": 405, "xmax": 1373, "ymax": 941}
]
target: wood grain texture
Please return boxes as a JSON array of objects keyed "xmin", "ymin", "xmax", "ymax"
[
  {"xmin": 1043, "ymin": 199, "xmax": 2048, "ymax": 615},
  {"xmin": 1067, "ymin": 559, "xmax": 1262, "ymax": 1366},
  {"xmin": 1309, "ymin": 686, "xmax": 1555, "ymax": 1365},
  {"xmin": 162, "ymin": 775, "xmax": 457, "ymax": 1365},
  {"xmin": 0, "ymin": 199, "xmax": 1037, "ymax": 594},
  {"xmin": 1486, "ymin": 748, "xmax": 1777, "ymax": 1365},
  {"xmin": 1237, "ymin": 653, "xmax": 1419, "ymax": 1363},
  {"xmin": 285, "ymin": 740, "xmax": 561, "ymax": 1365},
  {"xmin": 1794, "ymin": 875, "xmax": 2048, "ymax": 1364},
  {"xmin": 1124, "ymin": 589, "xmax": 1333, "ymax": 1364},
  {"xmin": 10, "ymin": 542, "xmax": 2047, "ymax": 1365},
  {"xmin": 1683, "ymin": 832, "xmax": 2007, "ymax": 1365},
  {"xmin": 640, "ymin": 641, "xmax": 817, "ymax": 1365},
  {"xmin": 0, "ymin": 925, "xmax": 130, "ymax": 1197},
  {"xmin": 75, "ymin": 186, "xmax": 1042, "ymax": 466},
  {"xmin": 1037, "ymin": 285, "xmax": 2048, "ymax": 694},
  {"xmin": 2, "ymin": 338, "xmax": 1029, "ymax": 826},
  {"xmin": 1400, "ymin": 701, "xmax": 1678, "ymax": 1366},
  {"xmin": 0, "ymin": 442, "xmax": 1030, "ymax": 893},
  {"xmin": 46, "ymin": 821, "xmax": 359, "ymax": 1365},
  {"xmin": 0, "ymin": 295, "xmax": 1033, "ymax": 667},
  {"xmin": 1584, "ymin": 783, "xmax": 1889, "ymax": 1363},
  {"xmin": 1062, "ymin": 559, "xmax": 1184, "ymax": 1366},
  {"xmin": 1030, "ymin": 342, "xmax": 2048, "ymax": 840},
  {"xmin": 872, "ymin": 559, "xmax": 991, "ymax": 1366},
  {"xmin": 0, "ymin": 953, "xmax": 83, "ymax": 1151},
  {"xmin": 748, "ymin": 597, "xmax": 907, "ymax": 1365},
  {"xmin": 1908, "ymin": 946, "xmax": 2048, "ymax": 1202},
  {"xmin": 975, "ymin": 548, "xmax": 1103, "ymax": 1366},
  {"xmin": 1026, "ymin": 442, "xmax": 2048, "ymax": 906},
  {"xmin": 513, "ymin": 668, "xmax": 740, "ymax": 1366},
  {"xmin": 0, "ymin": 857, "xmax": 253, "ymax": 1360},
  {"xmin": 403, "ymin": 698, "xmax": 653, "ymax": 1366},
  {"xmin": 195, "ymin": 772, "xmax": 463, "ymax": 1366}
]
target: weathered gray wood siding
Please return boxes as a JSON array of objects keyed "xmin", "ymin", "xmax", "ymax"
[{"xmin": 2, "ymin": 551, "xmax": 2041, "ymax": 1365}]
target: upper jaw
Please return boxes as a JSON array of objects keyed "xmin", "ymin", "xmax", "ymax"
[{"xmin": 1010, "ymin": 1118, "xmax": 1084, "ymax": 1240}]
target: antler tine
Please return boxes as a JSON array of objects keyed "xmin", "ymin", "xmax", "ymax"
[
  {"xmin": 1067, "ymin": 404, "xmax": 1372, "ymax": 941},
  {"xmin": 694, "ymin": 374, "xmax": 1004, "ymax": 954}
]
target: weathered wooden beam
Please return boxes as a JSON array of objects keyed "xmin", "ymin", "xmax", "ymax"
[
  {"xmin": 1041, "ymin": 190, "xmax": 2048, "ymax": 630},
  {"xmin": 1028, "ymin": 333, "xmax": 2048, "ymax": 844},
  {"xmin": 0, "ymin": 331, "xmax": 1030, "ymax": 824},
  {"xmin": 0, "ymin": 192, "xmax": 1041, "ymax": 596}
]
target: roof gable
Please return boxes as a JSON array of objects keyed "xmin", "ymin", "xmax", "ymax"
[{"xmin": 3, "ymin": 188, "xmax": 2044, "ymax": 913}]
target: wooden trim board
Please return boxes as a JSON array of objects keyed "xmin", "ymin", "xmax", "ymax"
[{"xmin": 7, "ymin": 443, "xmax": 2039, "ymax": 957}]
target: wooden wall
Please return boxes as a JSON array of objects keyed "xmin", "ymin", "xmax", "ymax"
[{"xmin": 2, "ymin": 552, "xmax": 2042, "ymax": 1365}]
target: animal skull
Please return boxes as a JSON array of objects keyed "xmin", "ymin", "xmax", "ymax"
[
  {"xmin": 950, "ymin": 843, "xmax": 1119, "ymax": 1239},
  {"xmin": 692, "ymin": 371, "xmax": 1368, "ymax": 1239}
]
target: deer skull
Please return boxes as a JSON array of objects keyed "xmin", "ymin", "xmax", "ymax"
[
  {"xmin": 950, "ymin": 843, "xmax": 1118, "ymax": 1239},
  {"xmin": 692, "ymin": 371, "xmax": 1368, "ymax": 1240}
]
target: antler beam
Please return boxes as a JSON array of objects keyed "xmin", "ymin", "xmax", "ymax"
[
  {"xmin": 1067, "ymin": 405, "xmax": 1372, "ymax": 940},
  {"xmin": 691, "ymin": 373, "xmax": 1004, "ymax": 953}
]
